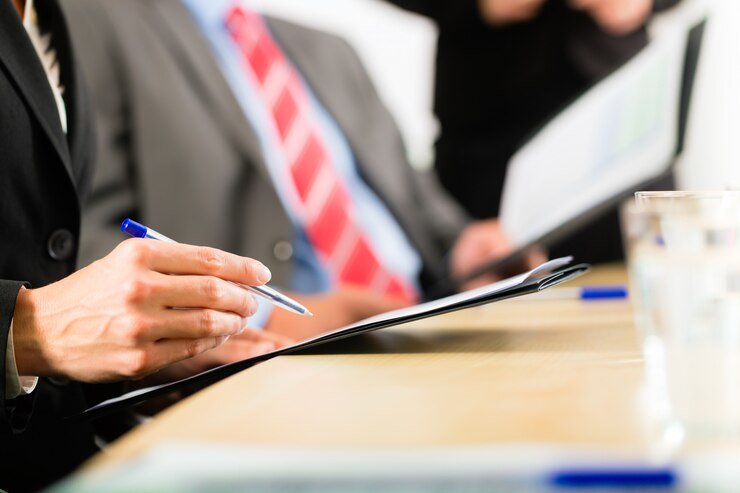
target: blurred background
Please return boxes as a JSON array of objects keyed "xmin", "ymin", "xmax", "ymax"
[{"xmin": 250, "ymin": 0, "xmax": 738, "ymax": 188}]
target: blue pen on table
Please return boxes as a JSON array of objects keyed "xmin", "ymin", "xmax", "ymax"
[
  {"xmin": 522, "ymin": 285, "xmax": 628, "ymax": 301},
  {"xmin": 548, "ymin": 466, "xmax": 678, "ymax": 489},
  {"xmin": 120, "ymin": 218, "xmax": 312, "ymax": 316}
]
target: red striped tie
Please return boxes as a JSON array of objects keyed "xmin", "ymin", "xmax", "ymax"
[{"xmin": 225, "ymin": 5, "xmax": 417, "ymax": 301}]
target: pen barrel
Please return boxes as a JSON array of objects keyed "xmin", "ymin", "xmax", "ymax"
[
  {"xmin": 120, "ymin": 218, "xmax": 310, "ymax": 316},
  {"xmin": 579, "ymin": 286, "xmax": 628, "ymax": 300},
  {"xmin": 245, "ymin": 283, "xmax": 307, "ymax": 315}
]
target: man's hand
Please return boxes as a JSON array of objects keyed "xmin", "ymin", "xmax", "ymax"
[
  {"xmin": 450, "ymin": 219, "xmax": 512, "ymax": 289},
  {"xmin": 265, "ymin": 288, "xmax": 412, "ymax": 342},
  {"xmin": 450, "ymin": 219, "xmax": 546, "ymax": 290},
  {"xmin": 12, "ymin": 239, "xmax": 272, "ymax": 382},
  {"xmin": 568, "ymin": 0, "xmax": 653, "ymax": 35},
  {"xmin": 158, "ymin": 328, "xmax": 295, "ymax": 382},
  {"xmin": 478, "ymin": 0, "xmax": 547, "ymax": 26}
]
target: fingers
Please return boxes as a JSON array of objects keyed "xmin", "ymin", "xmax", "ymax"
[
  {"xmin": 525, "ymin": 246, "xmax": 549, "ymax": 269},
  {"xmin": 144, "ymin": 336, "xmax": 228, "ymax": 375},
  {"xmin": 340, "ymin": 288, "xmax": 412, "ymax": 320},
  {"xmin": 478, "ymin": 238, "xmax": 511, "ymax": 259},
  {"xmin": 567, "ymin": 0, "xmax": 650, "ymax": 35},
  {"xmin": 372, "ymin": 294, "xmax": 413, "ymax": 313},
  {"xmin": 481, "ymin": 0, "xmax": 546, "ymax": 25},
  {"xmin": 461, "ymin": 276, "xmax": 499, "ymax": 291},
  {"xmin": 450, "ymin": 220, "xmax": 513, "ymax": 280},
  {"xmin": 116, "ymin": 239, "xmax": 271, "ymax": 286},
  {"xmin": 198, "ymin": 329, "xmax": 295, "ymax": 368},
  {"xmin": 236, "ymin": 328, "xmax": 295, "ymax": 349},
  {"xmin": 219, "ymin": 337, "xmax": 278, "ymax": 360},
  {"xmin": 567, "ymin": 0, "xmax": 597, "ymax": 9},
  {"xmin": 518, "ymin": 0, "xmax": 547, "ymax": 17},
  {"xmin": 140, "ymin": 308, "xmax": 247, "ymax": 341},
  {"xmin": 149, "ymin": 273, "xmax": 258, "ymax": 317},
  {"xmin": 200, "ymin": 338, "xmax": 273, "ymax": 365}
]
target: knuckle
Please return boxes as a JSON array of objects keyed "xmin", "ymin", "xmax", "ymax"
[
  {"xmin": 233, "ymin": 292, "xmax": 253, "ymax": 318},
  {"xmin": 198, "ymin": 310, "xmax": 220, "ymax": 336},
  {"xmin": 242, "ymin": 260, "xmax": 260, "ymax": 281},
  {"xmin": 202, "ymin": 277, "xmax": 225, "ymax": 303},
  {"xmin": 232, "ymin": 313, "xmax": 245, "ymax": 333},
  {"xmin": 244, "ymin": 293, "xmax": 258, "ymax": 317},
  {"xmin": 118, "ymin": 239, "xmax": 151, "ymax": 266},
  {"xmin": 186, "ymin": 338, "xmax": 208, "ymax": 358},
  {"xmin": 122, "ymin": 277, "xmax": 153, "ymax": 304},
  {"xmin": 198, "ymin": 247, "xmax": 225, "ymax": 275},
  {"xmin": 123, "ymin": 349, "xmax": 151, "ymax": 378},
  {"xmin": 121, "ymin": 315, "xmax": 149, "ymax": 343}
]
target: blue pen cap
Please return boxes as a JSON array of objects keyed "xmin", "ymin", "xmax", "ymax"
[{"xmin": 121, "ymin": 218, "xmax": 148, "ymax": 238}]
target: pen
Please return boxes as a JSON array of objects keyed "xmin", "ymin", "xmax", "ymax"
[
  {"xmin": 120, "ymin": 218, "xmax": 312, "ymax": 316},
  {"xmin": 522, "ymin": 285, "xmax": 628, "ymax": 301},
  {"xmin": 549, "ymin": 467, "xmax": 677, "ymax": 488}
]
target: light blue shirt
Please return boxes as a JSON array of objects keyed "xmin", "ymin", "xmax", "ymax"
[{"xmin": 182, "ymin": 0, "xmax": 422, "ymax": 325}]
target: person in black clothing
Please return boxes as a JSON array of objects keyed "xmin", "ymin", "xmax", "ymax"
[
  {"xmin": 387, "ymin": 0, "xmax": 680, "ymax": 263},
  {"xmin": 0, "ymin": 1, "xmax": 277, "ymax": 490}
]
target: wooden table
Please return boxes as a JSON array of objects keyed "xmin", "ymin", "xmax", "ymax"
[{"xmin": 86, "ymin": 264, "xmax": 649, "ymax": 471}]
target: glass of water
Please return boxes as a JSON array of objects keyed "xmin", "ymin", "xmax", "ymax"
[
  {"xmin": 622, "ymin": 192, "xmax": 740, "ymax": 448},
  {"xmin": 635, "ymin": 190, "xmax": 740, "ymax": 213}
]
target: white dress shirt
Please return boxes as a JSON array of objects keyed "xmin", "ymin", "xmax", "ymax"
[{"xmin": 5, "ymin": 0, "xmax": 67, "ymax": 399}]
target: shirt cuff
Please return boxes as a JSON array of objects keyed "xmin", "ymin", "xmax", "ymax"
[{"xmin": 5, "ymin": 318, "xmax": 39, "ymax": 400}]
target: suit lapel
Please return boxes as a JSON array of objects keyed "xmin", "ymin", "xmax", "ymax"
[
  {"xmin": 0, "ymin": 0, "xmax": 75, "ymax": 186},
  {"xmin": 151, "ymin": 0, "xmax": 272, "ymax": 182},
  {"xmin": 39, "ymin": 0, "xmax": 88, "ymax": 189}
]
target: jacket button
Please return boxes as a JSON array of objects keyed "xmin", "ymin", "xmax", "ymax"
[
  {"xmin": 273, "ymin": 240, "xmax": 293, "ymax": 262},
  {"xmin": 47, "ymin": 229, "xmax": 75, "ymax": 261}
]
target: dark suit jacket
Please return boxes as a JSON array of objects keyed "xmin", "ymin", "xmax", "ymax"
[
  {"xmin": 388, "ymin": 0, "xmax": 680, "ymax": 264},
  {"xmin": 64, "ymin": 0, "xmax": 471, "ymax": 293},
  {"xmin": 0, "ymin": 1, "xmax": 98, "ymax": 490}
]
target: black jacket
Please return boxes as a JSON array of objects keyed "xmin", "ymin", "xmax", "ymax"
[
  {"xmin": 0, "ymin": 1, "xmax": 98, "ymax": 490},
  {"xmin": 387, "ymin": 0, "xmax": 681, "ymax": 263}
]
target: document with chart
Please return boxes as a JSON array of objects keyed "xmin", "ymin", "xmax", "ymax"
[
  {"xmin": 445, "ymin": 22, "xmax": 704, "ymax": 291},
  {"xmin": 76, "ymin": 257, "xmax": 588, "ymax": 420},
  {"xmin": 499, "ymin": 26, "xmax": 688, "ymax": 247}
]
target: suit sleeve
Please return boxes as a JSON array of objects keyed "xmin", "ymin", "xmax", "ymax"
[
  {"xmin": 64, "ymin": 0, "xmax": 138, "ymax": 266},
  {"xmin": 1, "ymin": 281, "xmax": 22, "ymax": 406},
  {"xmin": 407, "ymin": 168, "xmax": 471, "ymax": 253},
  {"xmin": 1, "ymin": 280, "xmax": 36, "ymax": 435}
]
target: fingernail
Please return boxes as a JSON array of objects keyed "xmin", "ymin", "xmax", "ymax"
[
  {"xmin": 248, "ymin": 294, "xmax": 259, "ymax": 316},
  {"xmin": 256, "ymin": 263, "xmax": 271, "ymax": 283},
  {"xmin": 216, "ymin": 335, "xmax": 230, "ymax": 346}
]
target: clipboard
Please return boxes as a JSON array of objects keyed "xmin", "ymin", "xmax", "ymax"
[
  {"xmin": 431, "ymin": 20, "xmax": 705, "ymax": 297},
  {"xmin": 73, "ymin": 257, "xmax": 589, "ymax": 421}
]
